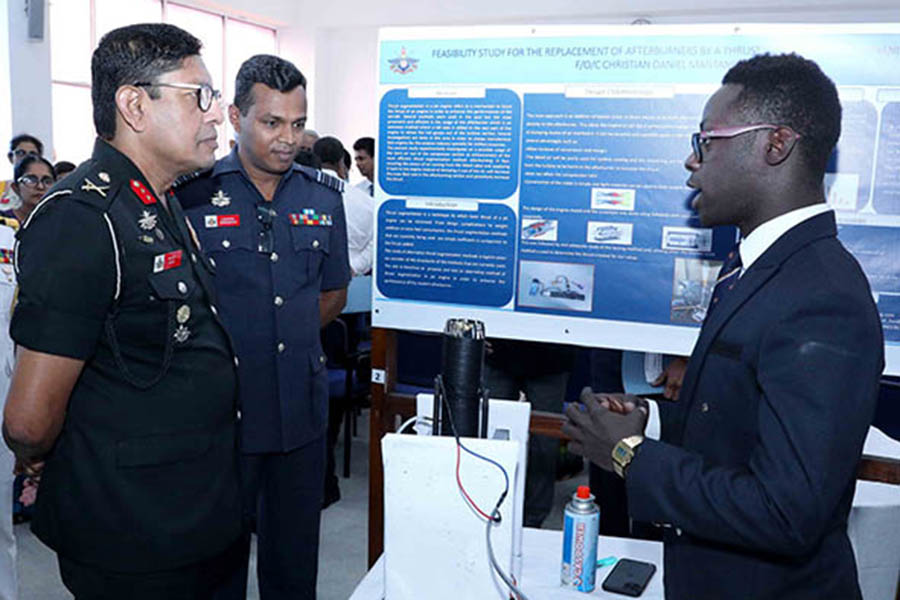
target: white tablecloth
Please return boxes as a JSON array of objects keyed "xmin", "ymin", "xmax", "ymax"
[{"xmin": 350, "ymin": 528, "xmax": 664, "ymax": 600}]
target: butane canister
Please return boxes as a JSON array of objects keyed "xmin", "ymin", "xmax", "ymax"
[{"xmin": 561, "ymin": 485, "xmax": 599, "ymax": 593}]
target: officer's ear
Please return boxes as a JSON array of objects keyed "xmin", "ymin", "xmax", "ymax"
[
  {"xmin": 116, "ymin": 85, "xmax": 148, "ymax": 134},
  {"xmin": 228, "ymin": 105, "xmax": 242, "ymax": 135}
]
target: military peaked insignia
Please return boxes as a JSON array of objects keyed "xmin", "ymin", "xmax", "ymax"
[
  {"xmin": 173, "ymin": 324, "xmax": 190, "ymax": 343},
  {"xmin": 211, "ymin": 190, "xmax": 231, "ymax": 207},
  {"xmin": 289, "ymin": 209, "xmax": 333, "ymax": 226},
  {"xmin": 130, "ymin": 179, "xmax": 157, "ymax": 205},
  {"xmin": 81, "ymin": 178, "xmax": 109, "ymax": 198},
  {"xmin": 138, "ymin": 210, "xmax": 158, "ymax": 231}
]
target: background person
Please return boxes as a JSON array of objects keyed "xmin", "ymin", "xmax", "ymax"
[{"xmin": 4, "ymin": 156, "xmax": 56, "ymax": 223}]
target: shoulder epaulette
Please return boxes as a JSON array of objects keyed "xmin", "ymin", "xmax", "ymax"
[
  {"xmin": 173, "ymin": 167, "xmax": 213, "ymax": 190},
  {"xmin": 295, "ymin": 164, "xmax": 345, "ymax": 194}
]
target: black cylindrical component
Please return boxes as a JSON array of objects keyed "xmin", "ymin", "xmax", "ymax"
[{"xmin": 438, "ymin": 319, "xmax": 485, "ymax": 437}]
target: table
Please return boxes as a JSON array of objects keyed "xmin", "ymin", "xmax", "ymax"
[{"xmin": 349, "ymin": 528, "xmax": 664, "ymax": 599}]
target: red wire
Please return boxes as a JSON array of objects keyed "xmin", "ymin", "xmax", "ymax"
[{"xmin": 455, "ymin": 442, "xmax": 493, "ymax": 521}]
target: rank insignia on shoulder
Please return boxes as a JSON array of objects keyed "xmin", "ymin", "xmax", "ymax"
[
  {"xmin": 130, "ymin": 179, "xmax": 157, "ymax": 205},
  {"xmin": 315, "ymin": 170, "xmax": 345, "ymax": 193},
  {"xmin": 289, "ymin": 209, "xmax": 332, "ymax": 226},
  {"xmin": 204, "ymin": 214, "xmax": 241, "ymax": 228},
  {"xmin": 82, "ymin": 178, "xmax": 110, "ymax": 198},
  {"xmin": 211, "ymin": 190, "xmax": 231, "ymax": 207},
  {"xmin": 153, "ymin": 249, "xmax": 183, "ymax": 273},
  {"xmin": 0, "ymin": 248, "xmax": 13, "ymax": 264}
]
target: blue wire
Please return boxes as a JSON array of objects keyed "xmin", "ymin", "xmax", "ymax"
[{"xmin": 458, "ymin": 439, "xmax": 510, "ymax": 500}]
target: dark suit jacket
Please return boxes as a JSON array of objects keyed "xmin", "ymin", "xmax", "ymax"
[{"xmin": 627, "ymin": 212, "xmax": 884, "ymax": 600}]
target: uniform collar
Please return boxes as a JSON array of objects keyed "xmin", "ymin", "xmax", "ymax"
[
  {"xmin": 212, "ymin": 145, "xmax": 296, "ymax": 186},
  {"xmin": 91, "ymin": 138, "xmax": 166, "ymax": 205}
]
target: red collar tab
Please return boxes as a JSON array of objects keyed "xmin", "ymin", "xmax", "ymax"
[{"xmin": 130, "ymin": 179, "xmax": 157, "ymax": 205}]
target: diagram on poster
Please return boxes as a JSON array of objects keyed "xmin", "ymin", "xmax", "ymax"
[{"xmin": 372, "ymin": 24, "xmax": 900, "ymax": 374}]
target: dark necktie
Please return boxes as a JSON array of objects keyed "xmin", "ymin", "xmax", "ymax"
[
  {"xmin": 706, "ymin": 246, "xmax": 742, "ymax": 318},
  {"xmin": 368, "ymin": 182, "xmax": 374, "ymax": 197}
]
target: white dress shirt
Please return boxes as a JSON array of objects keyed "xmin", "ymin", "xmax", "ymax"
[
  {"xmin": 739, "ymin": 203, "xmax": 833, "ymax": 275},
  {"xmin": 325, "ymin": 169, "xmax": 374, "ymax": 275}
]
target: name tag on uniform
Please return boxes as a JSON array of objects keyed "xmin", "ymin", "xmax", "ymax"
[
  {"xmin": 153, "ymin": 250, "xmax": 183, "ymax": 273},
  {"xmin": 0, "ymin": 248, "xmax": 12, "ymax": 264},
  {"xmin": 204, "ymin": 214, "xmax": 241, "ymax": 228},
  {"xmin": 289, "ymin": 209, "xmax": 332, "ymax": 226}
]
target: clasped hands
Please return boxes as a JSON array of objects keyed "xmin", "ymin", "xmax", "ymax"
[{"xmin": 561, "ymin": 388, "xmax": 648, "ymax": 472}]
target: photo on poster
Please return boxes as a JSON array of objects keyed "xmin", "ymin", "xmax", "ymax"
[
  {"xmin": 670, "ymin": 257, "xmax": 721, "ymax": 325},
  {"xmin": 518, "ymin": 260, "xmax": 594, "ymax": 312},
  {"xmin": 825, "ymin": 173, "xmax": 861, "ymax": 211},
  {"xmin": 587, "ymin": 221, "xmax": 633, "ymax": 245},
  {"xmin": 591, "ymin": 187, "xmax": 636, "ymax": 211},
  {"xmin": 661, "ymin": 226, "xmax": 714, "ymax": 252},
  {"xmin": 521, "ymin": 218, "xmax": 558, "ymax": 242}
]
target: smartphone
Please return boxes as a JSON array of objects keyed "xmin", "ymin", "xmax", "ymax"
[{"xmin": 601, "ymin": 558, "xmax": 657, "ymax": 597}]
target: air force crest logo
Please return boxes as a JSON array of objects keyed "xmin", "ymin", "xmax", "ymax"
[{"xmin": 388, "ymin": 47, "xmax": 419, "ymax": 75}]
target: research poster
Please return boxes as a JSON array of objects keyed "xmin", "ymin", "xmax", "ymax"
[{"xmin": 371, "ymin": 24, "xmax": 900, "ymax": 375}]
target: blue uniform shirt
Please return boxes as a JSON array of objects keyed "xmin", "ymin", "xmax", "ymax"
[{"xmin": 178, "ymin": 148, "xmax": 351, "ymax": 453}]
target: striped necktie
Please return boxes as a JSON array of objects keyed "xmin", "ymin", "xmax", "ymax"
[{"xmin": 706, "ymin": 247, "xmax": 742, "ymax": 318}]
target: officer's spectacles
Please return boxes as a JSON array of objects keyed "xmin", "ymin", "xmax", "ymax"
[
  {"xmin": 8, "ymin": 148, "xmax": 40, "ymax": 162},
  {"xmin": 257, "ymin": 205, "xmax": 277, "ymax": 254},
  {"xmin": 133, "ymin": 81, "xmax": 222, "ymax": 113},
  {"xmin": 690, "ymin": 123, "xmax": 780, "ymax": 163},
  {"xmin": 17, "ymin": 174, "xmax": 55, "ymax": 188}
]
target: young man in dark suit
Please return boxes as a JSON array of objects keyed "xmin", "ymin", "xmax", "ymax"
[{"xmin": 564, "ymin": 53, "xmax": 884, "ymax": 600}]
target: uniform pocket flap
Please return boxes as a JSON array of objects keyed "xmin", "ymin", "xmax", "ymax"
[
  {"xmin": 116, "ymin": 431, "xmax": 212, "ymax": 468},
  {"xmin": 291, "ymin": 226, "xmax": 331, "ymax": 255},
  {"xmin": 148, "ymin": 266, "xmax": 195, "ymax": 300}
]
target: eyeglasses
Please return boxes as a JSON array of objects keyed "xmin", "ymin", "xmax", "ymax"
[
  {"xmin": 690, "ymin": 124, "xmax": 779, "ymax": 163},
  {"xmin": 133, "ymin": 81, "xmax": 222, "ymax": 113},
  {"xmin": 8, "ymin": 148, "xmax": 40, "ymax": 161},
  {"xmin": 17, "ymin": 174, "xmax": 55, "ymax": 188},
  {"xmin": 257, "ymin": 205, "xmax": 277, "ymax": 254}
]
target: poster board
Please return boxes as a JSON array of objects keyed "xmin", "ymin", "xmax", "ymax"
[{"xmin": 371, "ymin": 24, "xmax": 900, "ymax": 375}]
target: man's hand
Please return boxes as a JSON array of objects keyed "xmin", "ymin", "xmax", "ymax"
[
  {"xmin": 562, "ymin": 394, "xmax": 648, "ymax": 471},
  {"xmin": 651, "ymin": 356, "xmax": 688, "ymax": 401},
  {"xmin": 579, "ymin": 387, "xmax": 645, "ymax": 415}
]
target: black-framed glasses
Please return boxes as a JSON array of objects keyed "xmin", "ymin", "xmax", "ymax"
[
  {"xmin": 133, "ymin": 81, "xmax": 222, "ymax": 113},
  {"xmin": 8, "ymin": 148, "xmax": 40, "ymax": 161},
  {"xmin": 17, "ymin": 174, "xmax": 55, "ymax": 188},
  {"xmin": 257, "ymin": 205, "xmax": 277, "ymax": 254},
  {"xmin": 690, "ymin": 123, "xmax": 781, "ymax": 163}
]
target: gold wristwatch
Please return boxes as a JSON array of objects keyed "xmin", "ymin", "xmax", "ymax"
[{"xmin": 612, "ymin": 435, "xmax": 644, "ymax": 478}]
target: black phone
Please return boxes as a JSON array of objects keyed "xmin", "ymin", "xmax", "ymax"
[{"xmin": 601, "ymin": 558, "xmax": 657, "ymax": 597}]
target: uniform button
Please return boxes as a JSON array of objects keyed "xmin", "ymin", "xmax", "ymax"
[
  {"xmin": 210, "ymin": 305, "xmax": 218, "ymax": 316},
  {"xmin": 675, "ymin": 527, "xmax": 683, "ymax": 536},
  {"xmin": 233, "ymin": 356, "xmax": 240, "ymax": 367},
  {"xmin": 319, "ymin": 355, "xmax": 326, "ymax": 364},
  {"xmin": 701, "ymin": 402, "xmax": 709, "ymax": 413},
  {"xmin": 177, "ymin": 281, "xmax": 188, "ymax": 295},
  {"xmin": 191, "ymin": 253, "xmax": 197, "ymax": 263},
  {"xmin": 210, "ymin": 257, "xmax": 217, "ymax": 268},
  {"xmin": 270, "ymin": 252, "xmax": 279, "ymax": 262},
  {"xmin": 312, "ymin": 239, "xmax": 320, "ymax": 249},
  {"xmin": 277, "ymin": 342, "xmax": 286, "ymax": 353},
  {"xmin": 274, "ymin": 295, "xmax": 284, "ymax": 307},
  {"xmin": 222, "ymin": 239, "xmax": 231, "ymax": 249},
  {"xmin": 236, "ymin": 410, "xmax": 242, "ymax": 421}
]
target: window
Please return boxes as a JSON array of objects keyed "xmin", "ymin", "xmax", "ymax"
[{"xmin": 49, "ymin": 0, "xmax": 277, "ymax": 164}]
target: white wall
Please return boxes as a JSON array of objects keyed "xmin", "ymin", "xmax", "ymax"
[
  {"xmin": 5, "ymin": 0, "xmax": 52, "ymax": 173},
  {"xmin": 303, "ymin": 0, "xmax": 900, "ymax": 166}
]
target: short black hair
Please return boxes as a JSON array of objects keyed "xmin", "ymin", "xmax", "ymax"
[
  {"xmin": 353, "ymin": 136, "xmax": 374, "ymax": 157},
  {"xmin": 234, "ymin": 55, "xmax": 306, "ymax": 115},
  {"xmin": 722, "ymin": 53, "xmax": 840, "ymax": 178},
  {"xmin": 294, "ymin": 149, "xmax": 322, "ymax": 170},
  {"xmin": 342, "ymin": 149, "xmax": 352, "ymax": 171},
  {"xmin": 312, "ymin": 136, "xmax": 345, "ymax": 166},
  {"xmin": 14, "ymin": 155, "xmax": 56, "ymax": 182},
  {"xmin": 92, "ymin": 23, "xmax": 202, "ymax": 139},
  {"xmin": 54, "ymin": 161, "xmax": 77, "ymax": 175},
  {"xmin": 10, "ymin": 134, "xmax": 43, "ymax": 156}
]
